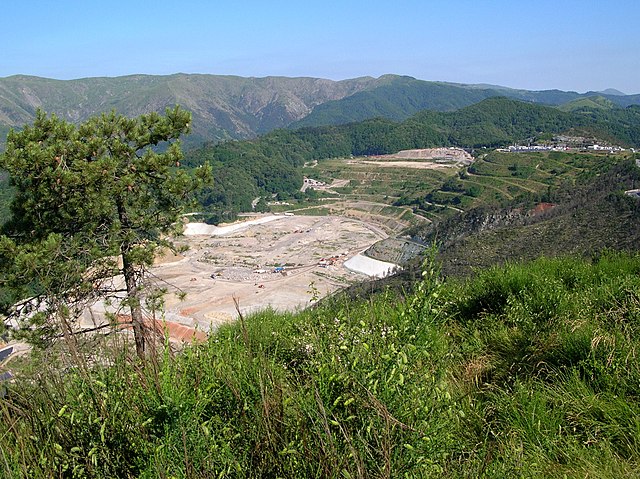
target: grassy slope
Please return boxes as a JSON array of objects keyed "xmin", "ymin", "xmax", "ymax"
[
  {"xmin": 558, "ymin": 96, "xmax": 617, "ymax": 112},
  {"xmin": 1, "ymin": 252, "xmax": 640, "ymax": 477},
  {"xmin": 184, "ymin": 143, "xmax": 636, "ymax": 237},
  {"xmin": 434, "ymin": 149, "xmax": 630, "ymax": 209},
  {"xmin": 1, "ymin": 129, "xmax": 639, "ymax": 478}
]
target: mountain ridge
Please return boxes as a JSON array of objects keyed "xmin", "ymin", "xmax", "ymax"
[
  {"xmin": 0, "ymin": 73, "xmax": 379, "ymax": 145},
  {"xmin": 0, "ymin": 73, "xmax": 639, "ymax": 146},
  {"xmin": 295, "ymin": 79, "xmax": 640, "ymax": 129}
]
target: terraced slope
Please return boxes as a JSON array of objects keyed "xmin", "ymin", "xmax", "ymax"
[{"xmin": 418, "ymin": 158, "xmax": 640, "ymax": 277}]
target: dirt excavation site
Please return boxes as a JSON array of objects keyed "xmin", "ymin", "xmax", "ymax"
[{"xmin": 136, "ymin": 215, "xmax": 397, "ymax": 337}]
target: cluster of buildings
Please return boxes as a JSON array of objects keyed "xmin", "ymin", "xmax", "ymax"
[
  {"xmin": 318, "ymin": 252, "xmax": 349, "ymax": 268},
  {"xmin": 497, "ymin": 145, "xmax": 559, "ymax": 152},
  {"xmin": 497, "ymin": 142, "xmax": 629, "ymax": 153},
  {"xmin": 586, "ymin": 144, "xmax": 626, "ymax": 152}
]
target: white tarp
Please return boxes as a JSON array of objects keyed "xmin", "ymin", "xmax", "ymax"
[{"xmin": 343, "ymin": 254, "xmax": 399, "ymax": 278}]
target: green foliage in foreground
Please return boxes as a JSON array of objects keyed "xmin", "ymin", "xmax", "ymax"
[
  {"xmin": 2, "ymin": 252, "xmax": 640, "ymax": 477},
  {"xmin": 0, "ymin": 169, "xmax": 13, "ymax": 224}
]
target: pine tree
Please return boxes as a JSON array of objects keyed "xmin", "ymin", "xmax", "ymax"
[{"xmin": 0, "ymin": 106, "xmax": 211, "ymax": 358}]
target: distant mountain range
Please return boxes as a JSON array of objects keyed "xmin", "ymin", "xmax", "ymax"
[
  {"xmin": 292, "ymin": 77, "xmax": 640, "ymax": 128},
  {"xmin": 0, "ymin": 74, "xmax": 377, "ymax": 145},
  {"xmin": 0, "ymin": 73, "xmax": 639, "ymax": 146}
]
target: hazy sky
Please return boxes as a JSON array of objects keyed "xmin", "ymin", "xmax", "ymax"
[{"xmin": 3, "ymin": 0, "xmax": 639, "ymax": 93}]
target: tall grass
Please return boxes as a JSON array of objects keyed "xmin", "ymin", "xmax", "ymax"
[{"xmin": 1, "ymin": 251, "xmax": 639, "ymax": 477}]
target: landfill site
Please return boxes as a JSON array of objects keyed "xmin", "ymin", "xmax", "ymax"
[{"xmin": 136, "ymin": 214, "xmax": 399, "ymax": 336}]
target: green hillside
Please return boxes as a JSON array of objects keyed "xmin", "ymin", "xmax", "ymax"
[
  {"xmin": 417, "ymin": 158, "xmax": 640, "ymax": 276},
  {"xmin": 0, "ymin": 74, "xmax": 378, "ymax": 146},
  {"xmin": 2, "ymin": 251, "xmax": 640, "ymax": 477},
  {"xmin": 292, "ymin": 77, "xmax": 640, "ymax": 129},
  {"xmin": 558, "ymin": 95, "xmax": 617, "ymax": 112},
  {"xmin": 179, "ymin": 97, "xmax": 640, "ymax": 223},
  {"xmin": 2, "ymin": 96, "xmax": 637, "ymax": 225},
  {"xmin": 299, "ymin": 97, "xmax": 640, "ymax": 154},
  {"xmin": 394, "ymin": 148, "xmax": 627, "ymax": 221},
  {"xmin": 290, "ymin": 76, "xmax": 500, "ymax": 127}
]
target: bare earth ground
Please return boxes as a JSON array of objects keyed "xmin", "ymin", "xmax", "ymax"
[
  {"xmin": 348, "ymin": 160, "xmax": 455, "ymax": 170},
  {"xmin": 338, "ymin": 148, "xmax": 474, "ymax": 169},
  {"xmin": 375, "ymin": 147, "xmax": 474, "ymax": 164},
  {"xmin": 148, "ymin": 215, "xmax": 388, "ymax": 333}
]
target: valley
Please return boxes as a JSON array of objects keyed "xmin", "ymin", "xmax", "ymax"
[
  {"xmin": 2, "ymin": 139, "xmax": 636, "ymax": 349},
  {"xmin": 76, "ymin": 150, "xmax": 475, "ymax": 341},
  {"xmin": 128, "ymin": 146, "xmax": 640, "ymax": 342}
]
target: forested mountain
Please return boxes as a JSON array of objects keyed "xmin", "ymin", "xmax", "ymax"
[
  {"xmin": 294, "ymin": 97, "xmax": 640, "ymax": 156},
  {"xmin": 2, "ymin": 81, "xmax": 638, "ymax": 224},
  {"xmin": 291, "ymin": 77, "xmax": 640, "ymax": 129},
  {"xmin": 0, "ymin": 74, "xmax": 378, "ymax": 145},
  {"xmin": 3, "ymin": 92, "xmax": 637, "ymax": 226},
  {"xmin": 1, "ymin": 73, "xmax": 639, "ymax": 147},
  {"xmin": 289, "ymin": 76, "xmax": 498, "ymax": 127}
]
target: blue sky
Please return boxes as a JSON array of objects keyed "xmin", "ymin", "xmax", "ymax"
[{"xmin": 3, "ymin": 0, "xmax": 639, "ymax": 93}]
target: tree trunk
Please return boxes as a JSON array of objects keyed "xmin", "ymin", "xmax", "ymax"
[
  {"xmin": 122, "ymin": 247, "xmax": 146, "ymax": 359},
  {"xmin": 117, "ymin": 198, "xmax": 146, "ymax": 359}
]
